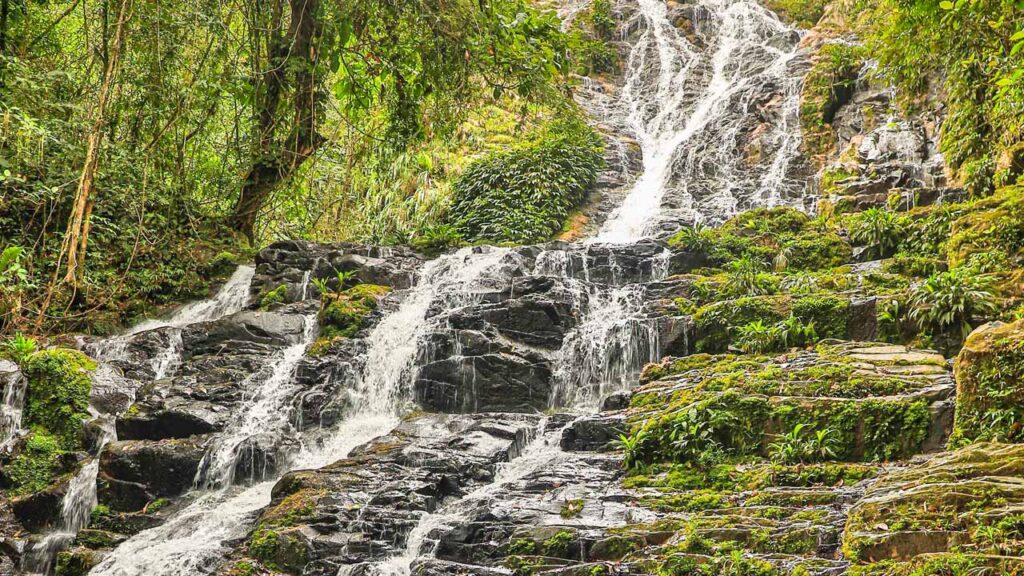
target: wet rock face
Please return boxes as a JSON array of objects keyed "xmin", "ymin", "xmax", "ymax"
[
  {"xmin": 244, "ymin": 414, "xmax": 540, "ymax": 573},
  {"xmin": 252, "ymin": 241, "xmax": 425, "ymax": 304},
  {"xmin": 0, "ymin": 496, "xmax": 25, "ymax": 570},
  {"xmin": 116, "ymin": 304, "xmax": 314, "ymax": 441},
  {"xmin": 825, "ymin": 78, "xmax": 955, "ymax": 214},
  {"xmin": 98, "ymin": 438, "xmax": 207, "ymax": 512}
]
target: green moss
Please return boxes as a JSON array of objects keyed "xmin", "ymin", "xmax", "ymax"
[
  {"xmin": 54, "ymin": 548, "xmax": 97, "ymax": 576},
  {"xmin": 319, "ymin": 284, "xmax": 390, "ymax": 339},
  {"xmin": 800, "ymin": 42, "xmax": 868, "ymax": 160},
  {"xmin": 3, "ymin": 430, "xmax": 64, "ymax": 496},
  {"xmin": 792, "ymin": 295, "xmax": 849, "ymax": 339},
  {"xmin": 145, "ymin": 497, "xmax": 171, "ymax": 513},
  {"xmin": 847, "ymin": 554, "xmax": 1024, "ymax": 576},
  {"xmin": 949, "ymin": 319, "xmax": 1024, "ymax": 446},
  {"xmin": 507, "ymin": 539, "xmax": 537, "ymax": 555},
  {"xmin": 560, "ymin": 499, "xmax": 584, "ymax": 518},
  {"xmin": 21, "ymin": 348, "xmax": 94, "ymax": 449},
  {"xmin": 542, "ymin": 530, "xmax": 575, "ymax": 556},
  {"xmin": 259, "ymin": 284, "xmax": 289, "ymax": 310},
  {"xmin": 249, "ymin": 528, "xmax": 280, "ymax": 567},
  {"xmin": 947, "ymin": 186, "xmax": 1024, "ymax": 269},
  {"xmin": 693, "ymin": 296, "xmax": 786, "ymax": 353}
]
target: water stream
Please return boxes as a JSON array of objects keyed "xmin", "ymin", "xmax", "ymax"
[{"xmin": 592, "ymin": 0, "xmax": 804, "ymax": 241}]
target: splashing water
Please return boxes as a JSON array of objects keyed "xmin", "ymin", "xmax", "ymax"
[
  {"xmin": 125, "ymin": 265, "xmax": 256, "ymax": 336},
  {"xmin": 22, "ymin": 416, "xmax": 115, "ymax": 575},
  {"xmin": 593, "ymin": 0, "xmax": 804, "ymax": 243}
]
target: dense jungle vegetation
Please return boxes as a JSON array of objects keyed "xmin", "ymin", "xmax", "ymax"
[{"xmin": 0, "ymin": 0, "xmax": 1022, "ymax": 337}]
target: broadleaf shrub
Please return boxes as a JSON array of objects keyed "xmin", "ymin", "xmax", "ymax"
[{"xmin": 449, "ymin": 117, "xmax": 604, "ymax": 244}]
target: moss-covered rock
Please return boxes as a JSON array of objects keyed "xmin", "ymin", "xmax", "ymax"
[
  {"xmin": 668, "ymin": 207, "xmax": 852, "ymax": 274},
  {"xmin": 629, "ymin": 342, "xmax": 950, "ymax": 467},
  {"xmin": 949, "ymin": 319, "xmax": 1024, "ymax": 447},
  {"xmin": 319, "ymin": 284, "xmax": 390, "ymax": 339},
  {"xmin": 1, "ymin": 430, "xmax": 64, "ymax": 496},
  {"xmin": 947, "ymin": 186, "xmax": 1024, "ymax": 269},
  {"xmin": 844, "ymin": 443, "xmax": 1024, "ymax": 564},
  {"xmin": 21, "ymin": 348, "xmax": 94, "ymax": 450},
  {"xmin": 55, "ymin": 547, "xmax": 98, "ymax": 576}
]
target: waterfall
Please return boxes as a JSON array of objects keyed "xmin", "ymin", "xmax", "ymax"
[
  {"xmin": 21, "ymin": 416, "xmax": 115, "ymax": 575},
  {"xmin": 87, "ymin": 247, "xmax": 515, "ymax": 576},
  {"xmin": 124, "ymin": 265, "xmax": 256, "ymax": 336},
  {"xmin": 83, "ymin": 1, "xmax": 809, "ymax": 573},
  {"xmin": 593, "ymin": 0, "xmax": 804, "ymax": 243},
  {"xmin": 0, "ymin": 361, "xmax": 27, "ymax": 449},
  {"xmin": 18, "ymin": 266, "xmax": 256, "ymax": 575}
]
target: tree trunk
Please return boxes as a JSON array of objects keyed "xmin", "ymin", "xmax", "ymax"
[
  {"xmin": 60, "ymin": 0, "xmax": 132, "ymax": 289},
  {"xmin": 1, "ymin": 0, "xmax": 9, "ymax": 55},
  {"xmin": 231, "ymin": 0, "xmax": 322, "ymax": 242}
]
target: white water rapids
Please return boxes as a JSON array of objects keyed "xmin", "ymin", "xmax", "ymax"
[{"xmin": 79, "ymin": 0, "xmax": 806, "ymax": 574}]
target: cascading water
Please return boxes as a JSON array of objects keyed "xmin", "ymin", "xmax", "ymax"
[
  {"xmin": 87, "ymin": 247, "xmax": 515, "ymax": 576},
  {"xmin": 0, "ymin": 362, "xmax": 27, "ymax": 449},
  {"xmin": 19, "ymin": 266, "xmax": 256, "ymax": 575},
  {"xmin": 592, "ymin": 0, "xmax": 804, "ymax": 242}
]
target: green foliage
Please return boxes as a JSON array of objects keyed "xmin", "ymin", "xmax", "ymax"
[
  {"xmin": 0, "ymin": 246, "xmax": 32, "ymax": 331},
  {"xmin": 21, "ymin": 349, "xmax": 95, "ymax": 449},
  {"xmin": 3, "ymin": 430, "xmax": 63, "ymax": 496},
  {"xmin": 410, "ymin": 223, "xmax": 465, "ymax": 256},
  {"xmin": 567, "ymin": 0, "xmax": 619, "ymax": 75},
  {"xmin": 2, "ymin": 333, "xmax": 38, "ymax": 364},
  {"xmin": 909, "ymin": 268, "xmax": 998, "ymax": 339},
  {"xmin": 800, "ymin": 42, "xmax": 868, "ymax": 159},
  {"xmin": 849, "ymin": 208, "xmax": 905, "ymax": 259},
  {"xmin": 724, "ymin": 257, "xmax": 777, "ymax": 297},
  {"xmin": 768, "ymin": 423, "xmax": 839, "ymax": 464},
  {"xmin": 668, "ymin": 208, "xmax": 851, "ymax": 273},
  {"xmin": 734, "ymin": 320, "xmax": 787, "ymax": 354},
  {"xmin": 860, "ymin": 0, "xmax": 1024, "ymax": 177},
  {"xmin": 762, "ymin": 0, "xmax": 830, "ymax": 27},
  {"xmin": 319, "ymin": 284, "xmax": 390, "ymax": 339},
  {"xmin": 449, "ymin": 117, "xmax": 604, "ymax": 244}
]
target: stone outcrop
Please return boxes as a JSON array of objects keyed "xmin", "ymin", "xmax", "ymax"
[
  {"xmin": 845, "ymin": 442, "xmax": 1024, "ymax": 567},
  {"xmin": 950, "ymin": 320, "xmax": 1024, "ymax": 447}
]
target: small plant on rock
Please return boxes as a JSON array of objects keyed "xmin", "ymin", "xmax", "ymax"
[
  {"xmin": 3, "ymin": 333, "xmax": 38, "ymax": 364},
  {"xmin": 849, "ymin": 208, "xmax": 905, "ymax": 259},
  {"xmin": 909, "ymin": 267, "xmax": 998, "ymax": 339},
  {"xmin": 769, "ymin": 423, "xmax": 839, "ymax": 465},
  {"xmin": 735, "ymin": 320, "xmax": 785, "ymax": 354},
  {"xmin": 335, "ymin": 270, "xmax": 358, "ymax": 289},
  {"xmin": 725, "ymin": 256, "xmax": 776, "ymax": 296},
  {"xmin": 614, "ymin": 427, "xmax": 650, "ymax": 470}
]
